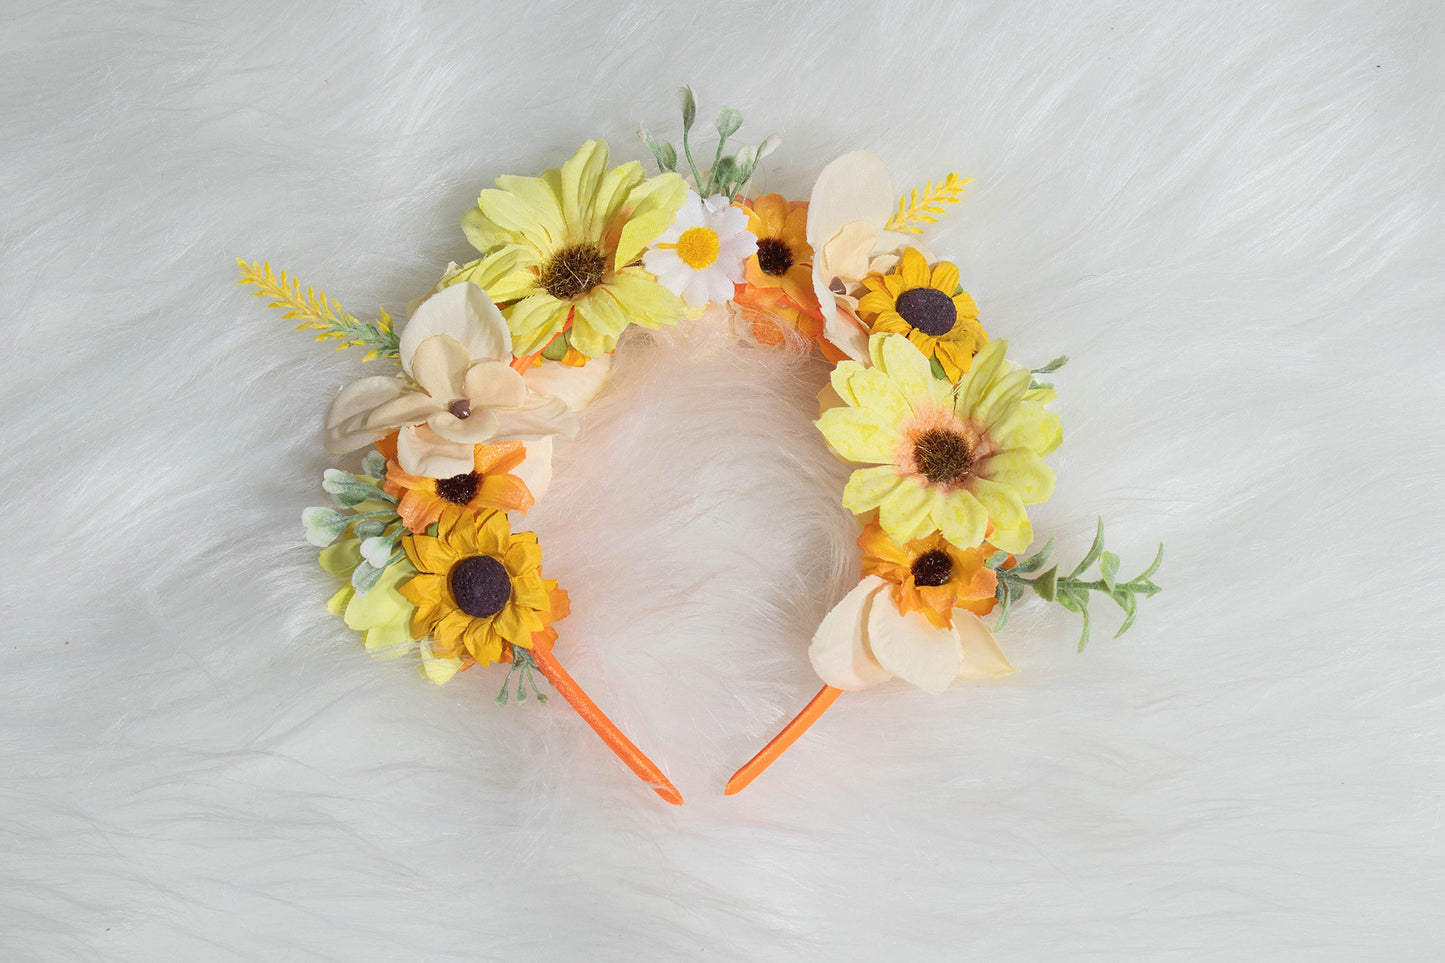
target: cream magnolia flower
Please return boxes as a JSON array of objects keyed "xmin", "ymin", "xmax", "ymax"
[
  {"xmin": 806, "ymin": 151, "xmax": 924, "ymax": 363},
  {"xmin": 809, "ymin": 575, "xmax": 1013, "ymax": 694},
  {"xmin": 325, "ymin": 282, "xmax": 609, "ymax": 478},
  {"xmin": 643, "ymin": 191, "xmax": 756, "ymax": 308}
]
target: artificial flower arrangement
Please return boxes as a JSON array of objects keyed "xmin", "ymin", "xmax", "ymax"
[{"xmin": 240, "ymin": 88, "xmax": 1161, "ymax": 804}]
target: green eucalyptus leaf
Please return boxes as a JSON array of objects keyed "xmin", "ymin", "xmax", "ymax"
[
  {"xmin": 351, "ymin": 560, "xmax": 383, "ymax": 595},
  {"xmin": 929, "ymin": 355, "xmax": 948, "ymax": 380},
  {"xmin": 1033, "ymin": 565, "xmax": 1059, "ymax": 602},
  {"xmin": 360, "ymin": 535, "xmax": 395, "ymax": 570},
  {"xmin": 1055, "ymin": 589, "xmax": 1081, "ymax": 613},
  {"xmin": 1112, "ymin": 590, "xmax": 1139, "ymax": 638},
  {"xmin": 679, "ymin": 86, "xmax": 696, "ymax": 131},
  {"xmin": 302, "ymin": 507, "xmax": 348, "ymax": 547},
  {"xmin": 714, "ymin": 105, "xmax": 743, "ymax": 140},
  {"xmin": 756, "ymin": 134, "xmax": 781, "ymax": 160},
  {"xmin": 1069, "ymin": 518, "xmax": 1106, "ymax": 579},
  {"xmin": 638, "ymin": 126, "xmax": 677, "ymax": 173},
  {"xmin": 995, "ymin": 580, "xmax": 1013, "ymax": 632},
  {"xmin": 1137, "ymin": 543, "xmax": 1165, "ymax": 582},
  {"xmin": 1031, "ymin": 355, "xmax": 1069, "ymax": 375},
  {"xmin": 1072, "ymin": 593, "xmax": 1093, "ymax": 651},
  {"xmin": 352, "ymin": 518, "xmax": 386, "ymax": 538},
  {"xmin": 362, "ymin": 451, "xmax": 387, "ymax": 479},
  {"xmin": 711, "ymin": 155, "xmax": 740, "ymax": 190},
  {"xmin": 985, "ymin": 550, "xmax": 1010, "ymax": 569},
  {"xmin": 1099, "ymin": 551, "xmax": 1120, "ymax": 590},
  {"xmin": 1013, "ymin": 537, "xmax": 1055, "ymax": 574}
]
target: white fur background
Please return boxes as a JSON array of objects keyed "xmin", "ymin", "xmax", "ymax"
[{"xmin": 3, "ymin": 1, "xmax": 1443, "ymax": 959}]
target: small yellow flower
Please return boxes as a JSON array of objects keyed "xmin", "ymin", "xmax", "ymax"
[
  {"xmin": 856, "ymin": 248, "xmax": 986, "ymax": 383},
  {"xmin": 399, "ymin": 508, "xmax": 568, "ymax": 668}
]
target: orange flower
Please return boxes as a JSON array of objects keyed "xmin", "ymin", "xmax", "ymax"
[
  {"xmin": 376, "ymin": 433, "xmax": 534, "ymax": 533},
  {"xmin": 732, "ymin": 283, "xmax": 825, "ymax": 348},
  {"xmin": 741, "ymin": 194, "xmax": 819, "ymax": 313},
  {"xmin": 858, "ymin": 522, "xmax": 998, "ymax": 629}
]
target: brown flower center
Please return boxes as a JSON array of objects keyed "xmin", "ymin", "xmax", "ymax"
[
  {"xmin": 539, "ymin": 242, "xmax": 609, "ymax": 300},
  {"xmin": 895, "ymin": 287, "xmax": 957, "ymax": 337},
  {"xmin": 913, "ymin": 428, "xmax": 974, "ymax": 486},
  {"xmin": 449, "ymin": 555, "xmax": 511, "ymax": 619},
  {"xmin": 756, "ymin": 238, "xmax": 794, "ymax": 276},
  {"xmin": 911, "ymin": 549, "xmax": 954, "ymax": 587},
  {"xmin": 448, "ymin": 399, "xmax": 472, "ymax": 419},
  {"xmin": 435, "ymin": 471, "xmax": 479, "ymax": 505}
]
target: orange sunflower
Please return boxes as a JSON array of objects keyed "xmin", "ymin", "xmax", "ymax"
[
  {"xmin": 399, "ymin": 507, "xmax": 569, "ymax": 668},
  {"xmin": 858, "ymin": 521, "xmax": 998, "ymax": 629},
  {"xmin": 856, "ymin": 248, "xmax": 987, "ymax": 383},
  {"xmin": 376, "ymin": 433, "xmax": 534, "ymax": 533},
  {"xmin": 741, "ymin": 193, "xmax": 818, "ymax": 313}
]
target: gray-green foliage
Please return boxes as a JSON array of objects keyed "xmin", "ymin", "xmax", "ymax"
[
  {"xmin": 638, "ymin": 86, "xmax": 781, "ymax": 200},
  {"xmin": 302, "ymin": 453, "xmax": 405, "ymax": 596},
  {"xmin": 988, "ymin": 518, "xmax": 1163, "ymax": 651}
]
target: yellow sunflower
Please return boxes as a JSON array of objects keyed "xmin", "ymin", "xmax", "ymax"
[
  {"xmin": 816, "ymin": 333, "xmax": 1062, "ymax": 554},
  {"xmin": 856, "ymin": 248, "xmax": 987, "ymax": 383},
  {"xmin": 456, "ymin": 140, "xmax": 688, "ymax": 359},
  {"xmin": 857, "ymin": 522, "xmax": 998, "ymax": 629},
  {"xmin": 399, "ymin": 507, "xmax": 569, "ymax": 668}
]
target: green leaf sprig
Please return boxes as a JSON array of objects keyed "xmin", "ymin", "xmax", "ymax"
[
  {"xmin": 987, "ymin": 518, "xmax": 1163, "ymax": 652},
  {"xmin": 638, "ymin": 86, "xmax": 781, "ymax": 200},
  {"xmin": 302, "ymin": 451, "xmax": 408, "ymax": 595}
]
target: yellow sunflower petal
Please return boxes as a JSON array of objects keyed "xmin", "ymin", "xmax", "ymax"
[
  {"xmin": 930, "ymin": 260, "xmax": 960, "ymax": 294},
  {"xmin": 503, "ymin": 293, "xmax": 571, "ymax": 357},
  {"xmin": 503, "ymin": 539, "xmax": 543, "ymax": 577},
  {"xmin": 898, "ymin": 248, "xmax": 930, "ymax": 288}
]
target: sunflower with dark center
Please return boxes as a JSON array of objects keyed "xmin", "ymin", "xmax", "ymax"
[
  {"xmin": 858, "ymin": 522, "xmax": 998, "ymax": 630},
  {"xmin": 376, "ymin": 433, "xmax": 536, "ymax": 533},
  {"xmin": 458, "ymin": 140, "xmax": 689, "ymax": 359},
  {"xmin": 399, "ymin": 507, "xmax": 569, "ymax": 668},
  {"xmin": 856, "ymin": 248, "xmax": 987, "ymax": 383},
  {"xmin": 739, "ymin": 193, "xmax": 819, "ymax": 312},
  {"xmin": 817, "ymin": 333, "xmax": 1061, "ymax": 554}
]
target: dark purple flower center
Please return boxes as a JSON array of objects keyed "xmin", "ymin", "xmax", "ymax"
[
  {"xmin": 756, "ymin": 238, "xmax": 794, "ymax": 276},
  {"xmin": 450, "ymin": 555, "xmax": 511, "ymax": 619},
  {"xmin": 435, "ymin": 472, "xmax": 479, "ymax": 505},
  {"xmin": 911, "ymin": 549, "xmax": 954, "ymax": 587},
  {"xmin": 895, "ymin": 287, "xmax": 957, "ymax": 337}
]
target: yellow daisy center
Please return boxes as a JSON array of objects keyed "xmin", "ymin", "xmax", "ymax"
[
  {"xmin": 539, "ymin": 243, "xmax": 609, "ymax": 300},
  {"xmin": 913, "ymin": 428, "xmax": 974, "ymax": 486},
  {"xmin": 676, "ymin": 227, "xmax": 720, "ymax": 270}
]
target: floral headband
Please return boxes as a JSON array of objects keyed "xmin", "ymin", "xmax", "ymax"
[{"xmin": 241, "ymin": 88, "xmax": 1162, "ymax": 804}]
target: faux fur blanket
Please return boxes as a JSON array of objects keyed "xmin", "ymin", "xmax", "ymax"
[{"xmin": 3, "ymin": 1, "xmax": 1442, "ymax": 959}]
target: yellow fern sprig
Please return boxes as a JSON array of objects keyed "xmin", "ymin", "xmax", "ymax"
[
  {"xmin": 884, "ymin": 172, "xmax": 973, "ymax": 235},
  {"xmin": 235, "ymin": 259, "xmax": 399, "ymax": 361}
]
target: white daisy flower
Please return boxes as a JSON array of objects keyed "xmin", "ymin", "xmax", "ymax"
[{"xmin": 643, "ymin": 191, "xmax": 757, "ymax": 307}]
